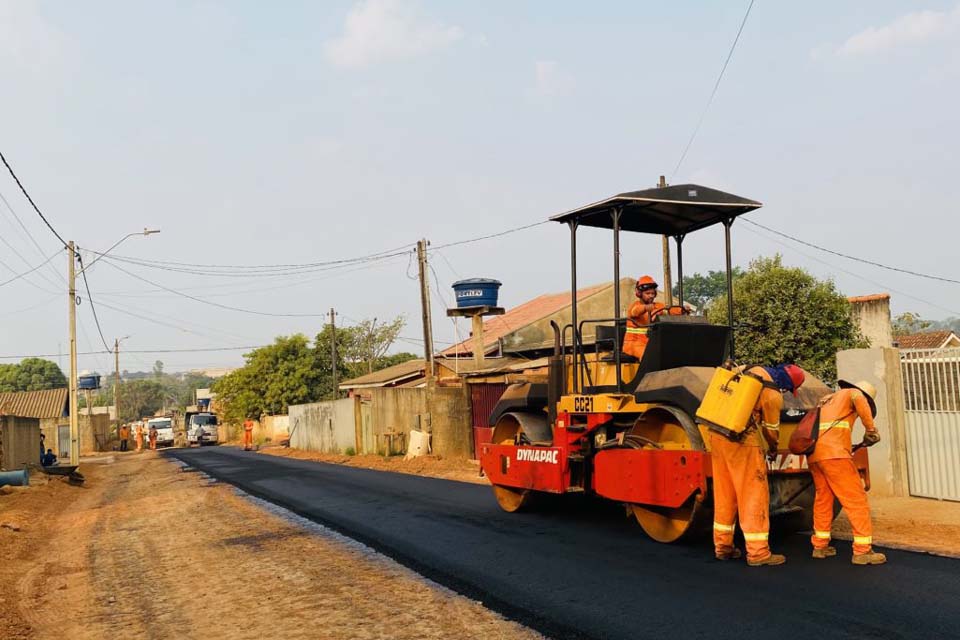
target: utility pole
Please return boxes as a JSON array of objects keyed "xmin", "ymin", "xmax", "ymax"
[
  {"xmin": 659, "ymin": 175, "xmax": 674, "ymax": 307},
  {"xmin": 416, "ymin": 239, "xmax": 434, "ymax": 378},
  {"xmin": 330, "ymin": 308, "xmax": 338, "ymax": 400},
  {"xmin": 368, "ymin": 317, "xmax": 377, "ymax": 374},
  {"xmin": 67, "ymin": 242, "xmax": 79, "ymax": 466},
  {"xmin": 114, "ymin": 338, "xmax": 121, "ymax": 437}
]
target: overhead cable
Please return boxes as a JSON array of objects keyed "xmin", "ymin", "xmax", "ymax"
[
  {"xmin": 671, "ymin": 0, "xmax": 755, "ymax": 180},
  {"xmin": 0, "ymin": 250, "xmax": 61, "ymax": 288},
  {"xmin": 0, "ymin": 149, "xmax": 68, "ymax": 248}
]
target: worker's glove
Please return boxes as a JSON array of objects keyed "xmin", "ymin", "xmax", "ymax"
[{"xmin": 862, "ymin": 431, "xmax": 881, "ymax": 447}]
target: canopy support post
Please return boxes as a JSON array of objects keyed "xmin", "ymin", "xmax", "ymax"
[
  {"xmin": 612, "ymin": 207, "xmax": 622, "ymax": 394},
  {"xmin": 569, "ymin": 221, "xmax": 579, "ymax": 393},
  {"xmin": 723, "ymin": 218, "xmax": 735, "ymax": 359}
]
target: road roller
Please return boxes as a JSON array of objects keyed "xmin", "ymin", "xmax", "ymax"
[{"xmin": 479, "ymin": 183, "xmax": 870, "ymax": 542}]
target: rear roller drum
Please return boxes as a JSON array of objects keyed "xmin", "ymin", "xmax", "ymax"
[{"xmin": 488, "ymin": 412, "xmax": 549, "ymax": 513}]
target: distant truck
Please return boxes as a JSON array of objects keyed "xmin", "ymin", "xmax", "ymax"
[
  {"xmin": 186, "ymin": 412, "xmax": 219, "ymax": 446},
  {"xmin": 147, "ymin": 417, "xmax": 175, "ymax": 448}
]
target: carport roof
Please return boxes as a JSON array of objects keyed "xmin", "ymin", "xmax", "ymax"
[{"xmin": 0, "ymin": 388, "xmax": 69, "ymax": 419}]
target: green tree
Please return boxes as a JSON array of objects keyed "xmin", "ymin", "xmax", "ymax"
[
  {"xmin": 672, "ymin": 268, "xmax": 744, "ymax": 314},
  {"xmin": 153, "ymin": 360, "xmax": 164, "ymax": 379},
  {"xmin": 706, "ymin": 255, "xmax": 866, "ymax": 383},
  {"xmin": 0, "ymin": 358, "xmax": 67, "ymax": 392},
  {"xmin": 892, "ymin": 312, "xmax": 933, "ymax": 337},
  {"xmin": 342, "ymin": 316, "xmax": 407, "ymax": 376},
  {"xmin": 118, "ymin": 379, "xmax": 165, "ymax": 422}
]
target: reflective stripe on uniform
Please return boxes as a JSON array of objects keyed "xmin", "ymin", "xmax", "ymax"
[
  {"xmin": 820, "ymin": 420, "xmax": 851, "ymax": 431},
  {"xmin": 742, "ymin": 531, "xmax": 769, "ymax": 542},
  {"xmin": 814, "ymin": 530, "xmax": 832, "ymax": 539},
  {"xmin": 625, "ymin": 327, "xmax": 648, "ymax": 335},
  {"xmin": 853, "ymin": 535, "xmax": 872, "ymax": 545},
  {"xmin": 763, "ymin": 422, "xmax": 781, "ymax": 431},
  {"xmin": 713, "ymin": 522, "xmax": 735, "ymax": 532}
]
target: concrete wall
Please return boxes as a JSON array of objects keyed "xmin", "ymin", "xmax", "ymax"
[
  {"xmin": 850, "ymin": 297, "xmax": 893, "ymax": 348},
  {"xmin": 1, "ymin": 416, "xmax": 41, "ymax": 470},
  {"xmin": 80, "ymin": 414, "xmax": 114, "ymax": 453},
  {"xmin": 289, "ymin": 399, "xmax": 356, "ymax": 453},
  {"xmin": 259, "ymin": 414, "xmax": 290, "ymax": 443},
  {"xmin": 837, "ymin": 347, "xmax": 909, "ymax": 497}
]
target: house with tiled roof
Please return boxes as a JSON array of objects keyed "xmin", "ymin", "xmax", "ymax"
[{"xmin": 895, "ymin": 330, "xmax": 960, "ymax": 350}]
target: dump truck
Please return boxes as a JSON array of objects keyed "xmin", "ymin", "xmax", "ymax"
[{"xmin": 479, "ymin": 183, "xmax": 869, "ymax": 542}]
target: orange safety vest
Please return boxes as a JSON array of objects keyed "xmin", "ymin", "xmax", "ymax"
[
  {"xmin": 623, "ymin": 302, "xmax": 684, "ymax": 359},
  {"xmin": 808, "ymin": 388, "xmax": 875, "ymax": 463}
]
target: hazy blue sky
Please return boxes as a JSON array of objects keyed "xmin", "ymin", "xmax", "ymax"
[{"xmin": 1, "ymin": 0, "xmax": 958, "ymax": 374}]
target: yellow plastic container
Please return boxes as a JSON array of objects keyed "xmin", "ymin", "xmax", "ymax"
[{"xmin": 695, "ymin": 367, "xmax": 763, "ymax": 438}]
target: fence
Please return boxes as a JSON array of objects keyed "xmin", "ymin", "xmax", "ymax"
[{"xmin": 900, "ymin": 348, "xmax": 960, "ymax": 501}]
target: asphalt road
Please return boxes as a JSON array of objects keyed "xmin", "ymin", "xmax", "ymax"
[{"xmin": 169, "ymin": 447, "xmax": 960, "ymax": 640}]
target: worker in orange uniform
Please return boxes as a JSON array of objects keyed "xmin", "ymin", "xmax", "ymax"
[
  {"xmin": 623, "ymin": 276, "xmax": 686, "ymax": 361},
  {"xmin": 135, "ymin": 422, "xmax": 144, "ymax": 452},
  {"xmin": 809, "ymin": 379, "xmax": 885, "ymax": 565},
  {"xmin": 148, "ymin": 425, "xmax": 158, "ymax": 450},
  {"xmin": 119, "ymin": 423, "xmax": 130, "ymax": 452},
  {"xmin": 712, "ymin": 363, "xmax": 806, "ymax": 566},
  {"xmin": 243, "ymin": 419, "xmax": 255, "ymax": 451}
]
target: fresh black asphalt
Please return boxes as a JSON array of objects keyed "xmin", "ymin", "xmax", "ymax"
[{"xmin": 168, "ymin": 447, "xmax": 960, "ymax": 640}]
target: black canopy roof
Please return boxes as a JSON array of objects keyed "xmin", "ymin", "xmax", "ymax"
[{"xmin": 550, "ymin": 184, "xmax": 762, "ymax": 236}]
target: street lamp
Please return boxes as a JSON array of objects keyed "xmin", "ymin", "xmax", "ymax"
[{"xmin": 68, "ymin": 229, "xmax": 159, "ymax": 466}]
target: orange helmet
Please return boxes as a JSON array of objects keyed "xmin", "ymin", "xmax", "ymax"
[{"xmin": 636, "ymin": 275, "xmax": 658, "ymax": 296}]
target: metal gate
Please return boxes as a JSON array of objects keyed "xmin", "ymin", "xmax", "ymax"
[{"xmin": 900, "ymin": 348, "xmax": 960, "ymax": 501}]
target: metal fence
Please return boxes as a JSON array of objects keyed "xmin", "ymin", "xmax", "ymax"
[{"xmin": 900, "ymin": 348, "xmax": 960, "ymax": 501}]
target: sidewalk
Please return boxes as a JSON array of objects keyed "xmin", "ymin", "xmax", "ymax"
[{"xmin": 832, "ymin": 495, "xmax": 960, "ymax": 558}]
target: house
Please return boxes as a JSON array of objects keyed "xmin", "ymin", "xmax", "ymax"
[
  {"xmin": 895, "ymin": 330, "xmax": 960, "ymax": 350},
  {"xmin": 0, "ymin": 388, "xmax": 69, "ymax": 470}
]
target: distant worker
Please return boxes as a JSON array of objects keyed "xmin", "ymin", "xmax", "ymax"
[
  {"xmin": 119, "ymin": 423, "xmax": 130, "ymax": 452},
  {"xmin": 623, "ymin": 275, "xmax": 686, "ymax": 361},
  {"xmin": 40, "ymin": 432, "xmax": 46, "ymax": 461},
  {"xmin": 135, "ymin": 422, "xmax": 144, "ymax": 452},
  {"xmin": 194, "ymin": 425, "xmax": 205, "ymax": 447},
  {"xmin": 712, "ymin": 363, "xmax": 805, "ymax": 566},
  {"xmin": 41, "ymin": 448, "xmax": 58, "ymax": 467},
  {"xmin": 809, "ymin": 379, "xmax": 885, "ymax": 565},
  {"xmin": 243, "ymin": 419, "xmax": 255, "ymax": 451},
  {"xmin": 148, "ymin": 425, "xmax": 158, "ymax": 450}
]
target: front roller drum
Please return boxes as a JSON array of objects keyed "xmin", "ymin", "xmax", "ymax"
[{"xmin": 488, "ymin": 412, "xmax": 550, "ymax": 513}]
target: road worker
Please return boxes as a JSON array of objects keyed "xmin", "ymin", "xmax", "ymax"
[
  {"xmin": 623, "ymin": 276, "xmax": 686, "ymax": 361},
  {"xmin": 712, "ymin": 363, "xmax": 805, "ymax": 566},
  {"xmin": 119, "ymin": 423, "xmax": 130, "ymax": 452},
  {"xmin": 135, "ymin": 422, "xmax": 144, "ymax": 452},
  {"xmin": 809, "ymin": 379, "xmax": 885, "ymax": 565},
  {"xmin": 243, "ymin": 419, "xmax": 255, "ymax": 451},
  {"xmin": 148, "ymin": 425, "xmax": 158, "ymax": 450}
]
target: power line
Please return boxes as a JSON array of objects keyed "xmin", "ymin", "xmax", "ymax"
[
  {"xmin": 0, "ymin": 345, "xmax": 268, "ymax": 360},
  {"xmin": 0, "ymin": 188, "xmax": 66, "ymax": 284},
  {"xmin": 432, "ymin": 220, "xmax": 549, "ymax": 251},
  {"xmin": 0, "ymin": 149, "xmax": 68, "ymax": 248},
  {"xmin": 76, "ymin": 254, "xmax": 112, "ymax": 351},
  {"xmin": 0, "ymin": 250, "xmax": 61, "ymax": 288},
  {"xmin": 671, "ymin": 0, "xmax": 755, "ymax": 180},
  {"xmin": 741, "ymin": 218, "xmax": 960, "ymax": 286}
]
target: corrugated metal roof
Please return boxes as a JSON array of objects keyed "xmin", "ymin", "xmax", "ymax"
[
  {"xmin": 0, "ymin": 388, "xmax": 69, "ymax": 419},
  {"xmin": 339, "ymin": 359, "xmax": 426, "ymax": 388}
]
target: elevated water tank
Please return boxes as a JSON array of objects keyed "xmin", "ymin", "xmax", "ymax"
[
  {"xmin": 78, "ymin": 373, "xmax": 101, "ymax": 390},
  {"xmin": 452, "ymin": 278, "xmax": 502, "ymax": 308}
]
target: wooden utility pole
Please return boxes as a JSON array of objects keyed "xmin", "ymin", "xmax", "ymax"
[
  {"xmin": 330, "ymin": 308, "xmax": 338, "ymax": 400},
  {"xmin": 416, "ymin": 240, "xmax": 434, "ymax": 377},
  {"xmin": 659, "ymin": 175, "xmax": 674, "ymax": 306},
  {"xmin": 114, "ymin": 338, "xmax": 121, "ymax": 435},
  {"xmin": 67, "ymin": 242, "xmax": 79, "ymax": 466}
]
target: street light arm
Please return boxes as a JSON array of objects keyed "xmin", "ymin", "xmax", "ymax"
[{"xmin": 77, "ymin": 228, "xmax": 160, "ymax": 274}]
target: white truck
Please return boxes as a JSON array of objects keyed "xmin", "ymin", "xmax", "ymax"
[
  {"xmin": 147, "ymin": 417, "xmax": 175, "ymax": 448},
  {"xmin": 187, "ymin": 413, "xmax": 219, "ymax": 446}
]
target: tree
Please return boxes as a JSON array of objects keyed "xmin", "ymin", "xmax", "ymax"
[
  {"xmin": 892, "ymin": 312, "xmax": 933, "ymax": 337},
  {"xmin": 0, "ymin": 358, "xmax": 67, "ymax": 392},
  {"xmin": 118, "ymin": 379, "xmax": 165, "ymax": 422},
  {"xmin": 343, "ymin": 316, "xmax": 407, "ymax": 376},
  {"xmin": 672, "ymin": 268, "xmax": 744, "ymax": 314},
  {"xmin": 153, "ymin": 360, "xmax": 164, "ymax": 379},
  {"xmin": 706, "ymin": 255, "xmax": 866, "ymax": 383}
]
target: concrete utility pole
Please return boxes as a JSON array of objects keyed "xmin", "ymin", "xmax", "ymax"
[
  {"xmin": 416, "ymin": 239, "xmax": 434, "ymax": 378},
  {"xmin": 330, "ymin": 308, "xmax": 338, "ymax": 400},
  {"xmin": 67, "ymin": 242, "xmax": 79, "ymax": 466},
  {"xmin": 659, "ymin": 175, "xmax": 674, "ymax": 307}
]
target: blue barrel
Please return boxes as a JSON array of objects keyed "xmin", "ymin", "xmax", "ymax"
[
  {"xmin": 0, "ymin": 469, "xmax": 29, "ymax": 487},
  {"xmin": 78, "ymin": 374, "xmax": 101, "ymax": 390},
  {"xmin": 452, "ymin": 278, "xmax": 502, "ymax": 308}
]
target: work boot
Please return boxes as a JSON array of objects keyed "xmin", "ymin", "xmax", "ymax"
[
  {"xmin": 747, "ymin": 553, "xmax": 786, "ymax": 567},
  {"xmin": 852, "ymin": 551, "xmax": 887, "ymax": 565},
  {"xmin": 716, "ymin": 548, "xmax": 742, "ymax": 561},
  {"xmin": 811, "ymin": 546, "xmax": 837, "ymax": 559}
]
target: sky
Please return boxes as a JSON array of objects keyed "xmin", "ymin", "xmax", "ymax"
[{"xmin": 1, "ymin": 0, "xmax": 958, "ymax": 375}]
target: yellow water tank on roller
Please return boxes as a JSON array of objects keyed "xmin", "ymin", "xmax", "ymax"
[{"xmin": 695, "ymin": 367, "xmax": 764, "ymax": 438}]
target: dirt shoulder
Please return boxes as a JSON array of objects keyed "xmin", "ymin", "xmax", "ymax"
[
  {"xmin": 259, "ymin": 445, "xmax": 486, "ymax": 485},
  {"xmin": 0, "ymin": 451, "xmax": 540, "ymax": 640}
]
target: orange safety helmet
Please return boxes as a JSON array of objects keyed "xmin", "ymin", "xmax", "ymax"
[
  {"xmin": 784, "ymin": 364, "xmax": 805, "ymax": 396},
  {"xmin": 635, "ymin": 275, "xmax": 658, "ymax": 295}
]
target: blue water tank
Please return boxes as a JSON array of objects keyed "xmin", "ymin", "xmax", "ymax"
[
  {"xmin": 78, "ymin": 374, "xmax": 101, "ymax": 390},
  {"xmin": 452, "ymin": 278, "xmax": 502, "ymax": 308}
]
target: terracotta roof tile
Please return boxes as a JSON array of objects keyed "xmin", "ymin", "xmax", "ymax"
[
  {"xmin": 0, "ymin": 388, "xmax": 69, "ymax": 419},
  {"xmin": 895, "ymin": 330, "xmax": 958, "ymax": 349}
]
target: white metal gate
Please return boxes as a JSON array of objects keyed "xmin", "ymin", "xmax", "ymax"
[{"xmin": 900, "ymin": 348, "xmax": 960, "ymax": 501}]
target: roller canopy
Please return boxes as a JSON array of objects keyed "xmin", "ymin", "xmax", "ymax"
[{"xmin": 550, "ymin": 184, "xmax": 762, "ymax": 236}]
